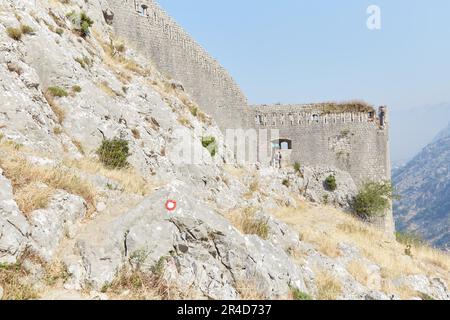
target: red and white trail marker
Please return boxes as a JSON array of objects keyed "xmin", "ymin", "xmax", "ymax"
[{"xmin": 165, "ymin": 200, "xmax": 177, "ymax": 212}]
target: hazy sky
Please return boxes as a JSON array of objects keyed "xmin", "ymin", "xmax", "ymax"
[{"xmin": 157, "ymin": 0, "xmax": 450, "ymax": 162}]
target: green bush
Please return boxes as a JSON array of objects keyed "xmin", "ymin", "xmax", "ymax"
[
  {"xmin": 201, "ymin": 136, "xmax": 218, "ymax": 157},
  {"xmin": 282, "ymin": 179, "xmax": 290, "ymax": 187},
  {"xmin": 351, "ymin": 180, "xmax": 397, "ymax": 219},
  {"xmin": 72, "ymin": 85, "xmax": 82, "ymax": 93},
  {"xmin": 293, "ymin": 162, "xmax": 301, "ymax": 173},
  {"xmin": 67, "ymin": 11, "xmax": 93, "ymax": 38},
  {"xmin": 97, "ymin": 138, "xmax": 130, "ymax": 169},
  {"xmin": 6, "ymin": 27, "xmax": 22, "ymax": 41},
  {"xmin": 396, "ymin": 231, "xmax": 424, "ymax": 247},
  {"xmin": 324, "ymin": 175, "xmax": 337, "ymax": 191},
  {"xmin": 55, "ymin": 28, "xmax": 64, "ymax": 35},
  {"xmin": 291, "ymin": 287, "xmax": 313, "ymax": 300},
  {"xmin": 47, "ymin": 86, "xmax": 68, "ymax": 97},
  {"xmin": 79, "ymin": 12, "xmax": 93, "ymax": 37}
]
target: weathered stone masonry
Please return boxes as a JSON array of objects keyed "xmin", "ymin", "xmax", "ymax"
[
  {"xmin": 250, "ymin": 104, "xmax": 391, "ymax": 186},
  {"xmin": 106, "ymin": 0, "xmax": 248, "ymax": 129},
  {"xmin": 104, "ymin": 0, "xmax": 391, "ymax": 189}
]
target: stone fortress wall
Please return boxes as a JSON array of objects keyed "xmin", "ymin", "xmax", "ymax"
[
  {"xmin": 104, "ymin": 0, "xmax": 391, "ymax": 188},
  {"xmin": 106, "ymin": 0, "xmax": 248, "ymax": 129},
  {"xmin": 250, "ymin": 104, "xmax": 390, "ymax": 186}
]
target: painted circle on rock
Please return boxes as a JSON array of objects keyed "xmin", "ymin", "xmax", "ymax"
[{"xmin": 165, "ymin": 200, "xmax": 177, "ymax": 212}]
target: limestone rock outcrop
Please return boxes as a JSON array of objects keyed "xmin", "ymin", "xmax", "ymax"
[{"xmin": 0, "ymin": 0, "xmax": 447, "ymax": 301}]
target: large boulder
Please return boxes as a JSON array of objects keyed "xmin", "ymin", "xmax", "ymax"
[
  {"xmin": 393, "ymin": 275, "xmax": 450, "ymax": 300},
  {"xmin": 63, "ymin": 181, "xmax": 308, "ymax": 299},
  {"xmin": 29, "ymin": 190, "xmax": 87, "ymax": 261},
  {"xmin": 0, "ymin": 169, "xmax": 30, "ymax": 264}
]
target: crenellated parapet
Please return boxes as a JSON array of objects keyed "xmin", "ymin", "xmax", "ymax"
[{"xmin": 251, "ymin": 104, "xmax": 387, "ymax": 128}]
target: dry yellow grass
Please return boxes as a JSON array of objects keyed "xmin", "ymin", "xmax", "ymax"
[
  {"xmin": 43, "ymin": 91, "xmax": 66, "ymax": 124},
  {"xmin": 0, "ymin": 249, "xmax": 71, "ymax": 300},
  {"xmin": 0, "ymin": 150, "xmax": 96, "ymax": 213},
  {"xmin": 243, "ymin": 179, "xmax": 259, "ymax": 199},
  {"xmin": 381, "ymin": 281, "xmax": 417, "ymax": 300},
  {"xmin": 235, "ymin": 281, "xmax": 267, "ymax": 300},
  {"xmin": 225, "ymin": 207, "xmax": 269, "ymax": 239},
  {"xmin": 223, "ymin": 165, "xmax": 246, "ymax": 178},
  {"xmin": 102, "ymin": 267, "xmax": 193, "ymax": 300},
  {"xmin": 346, "ymin": 260, "xmax": 369, "ymax": 285},
  {"xmin": 96, "ymin": 81, "xmax": 118, "ymax": 97},
  {"xmin": 300, "ymin": 228, "xmax": 341, "ymax": 258},
  {"xmin": 94, "ymin": 32, "xmax": 149, "ymax": 78},
  {"xmin": 315, "ymin": 270, "xmax": 343, "ymax": 300},
  {"xmin": 14, "ymin": 183, "xmax": 55, "ymax": 216},
  {"xmin": 71, "ymin": 139, "xmax": 85, "ymax": 155},
  {"xmin": 63, "ymin": 158, "xmax": 152, "ymax": 196},
  {"xmin": 95, "ymin": 31, "xmax": 212, "ymax": 128},
  {"xmin": 179, "ymin": 92, "xmax": 210, "ymax": 124},
  {"xmin": 0, "ymin": 262, "xmax": 39, "ymax": 300},
  {"xmin": 53, "ymin": 126, "xmax": 63, "ymax": 135},
  {"xmin": 272, "ymin": 201, "xmax": 450, "ymax": 296},
  {"xmin": 177, "ymin": 116, "xmax": 192, "ymax": 128}
]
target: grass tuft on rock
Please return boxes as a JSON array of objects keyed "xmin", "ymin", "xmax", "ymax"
[
  {"xmin": 201, "ymin": 136, "xmax": 218, "ymax": 157},
  {"xmin": 6, "ymin": 27, "xmax": 22, "ymax": 41},
  {"xmin": 46, "ymin": 86, "xmax": 68, "ymax": 97}
]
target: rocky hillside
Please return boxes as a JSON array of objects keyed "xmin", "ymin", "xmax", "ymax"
[
  {"xmin": 0, "ymin": 0, "xmax": 449, "ymax": 300},
  {"xmin": 432, "ymin": 122, "xmax": 450, "ymax": 143},
  {"xmin": 394, "ymin": 124, "xmax": 450, "ymax": 251}
]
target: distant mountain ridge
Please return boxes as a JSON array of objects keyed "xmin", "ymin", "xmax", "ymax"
[
  {"xmin": 393, "ymin": 123, "xmax": 450, "ymax": 251},
  {"xmin": 433, "ymin": 122, "xmax": 450, "ymax": 142}
]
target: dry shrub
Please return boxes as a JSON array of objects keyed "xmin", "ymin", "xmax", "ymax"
[
  {"xmin": 226, "ymin": 207, "xmax": 269, "ymax": 240},
  {"xmin": 14, "ymin": 183, "xmax": 55, "ymax": 216},
  {"xmin": 71, "ymin": 139, "xmax": 85, "ymax": 155},
  {"xmin": 299, "ymin": 229, "xmax": 341, "ymax": 258},
  {"xmin": 346, "ymin": 260, "xmax": 369, "ymax": 285},
  {"xmin": 235, "ymin": 281, "xmax": 267, "ymax": 300},
  {"xmin": 315, "ymin": 270, "xmax": 342, "ymax": 300},
  {"xmin": 382, "ymin": 281, "xmax": 417, "ymax": 300},
  {"xmin": 0, "ymin": 263, "xmax": 38, "ymax": 300},
  {"xmin": 95, "ymin": 33, "xmax": 149, "ymax": 78},
  {"xmin": 0, "ymin": 249, "xmax": 70, "ymax": 300},
  {"xmin": 53, "ymin": 126, "xmax": 63, "ymax": 135},
  {"xmin": 414, "ymin": 245, "xmax": 450, "ymax": 271},
  {"xmin": 43, "ymin": 90, "xmax": 66, "ymax": 124},
  {"xmin": 103, "ymin": 267, "xmax": 189, "ymax": 300},
  {"xmin": 64, "ymin": 157, "xmax": 152, "ymax": 196},
  {"xmin": 97, "ymin": 81, "xmax": 118, "ymax": 97},
  {"xmin": 131, "ymin": 128, "xmax": 141, "ymax": 139},
  {"xmin": 179, "ymin": 93, "xmax": 210, "ymax": 124},
  {"xmin": 177, "ymin": 116, "xmax": 191, "ymax": 128},
  {"xmin": 243, "ymin": 179, "xmax": 259, "ymax": 199},
  {"xmin": 0, "ymin": 154, "xmax": 96, "ymax": 212},
  {"xmin": 6, "ymin": 27, "xmax": 22, "ymax": 41}
]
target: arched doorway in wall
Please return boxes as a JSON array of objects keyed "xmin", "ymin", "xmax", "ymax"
[
  {"xmin": 271, "ymin": 138, "xmax": 293, "ymax": 168},
  {"xmin": 271, "ymin": 139, "xmax": 293, "ymax": 150}
]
